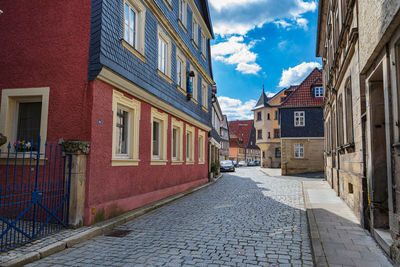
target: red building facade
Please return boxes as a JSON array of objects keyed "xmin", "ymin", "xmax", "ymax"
[{"xmin": 0, "ymin": 0, "xmax": 215, "ymax": 225}]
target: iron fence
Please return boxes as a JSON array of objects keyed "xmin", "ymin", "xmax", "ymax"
[{"xmin": 0, "ymin": 137, "xmax": 72, "ymax": 251}]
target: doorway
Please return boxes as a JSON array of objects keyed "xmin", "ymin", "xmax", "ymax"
[{"xmin": 368, "ymin": 63, "xmax": 389, "ymax": 229}]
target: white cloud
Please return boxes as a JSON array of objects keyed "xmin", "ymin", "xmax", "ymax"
[
  {"xmin": 296, "ymin": 18, "xmax": 309, "ymax": 30},
  {"xmin": 209, "ymin": 0, "xmax": 317, "ymax": 36},
  {"xmin": 212, "ymin": 36, "xmax": 261, "ymax": 75},
  {"xmin": 279, "ymin": 62, "xmax": 321, "ymax": 87},
  {"xmin": 278, "ymin": 40, "xmax": 288, "ymax": 50},
  {"xmin": 267, "ymin": 92, "xmax": 276, "ymax": 98},
  {"xmin": 274, "ymin": 20, "xmax": 292, "ymax": 29},
  {"xmin": 218, "ymin": 96, "xmax": 257, "ymax": 120}
]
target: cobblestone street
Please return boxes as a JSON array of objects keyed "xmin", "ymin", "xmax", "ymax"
[{"xmin": 27, "ymin": 168, "xmax": 313, "ymax": 266}]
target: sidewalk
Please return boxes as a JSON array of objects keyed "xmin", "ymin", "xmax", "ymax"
[{"xmin": 303, "ymin": 180, "xmax": 393, "ymax": 267}]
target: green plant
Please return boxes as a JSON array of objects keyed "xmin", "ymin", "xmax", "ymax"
[{"xmin": 211, "ymin": 162, "xmax": 219, "ymax": 175}]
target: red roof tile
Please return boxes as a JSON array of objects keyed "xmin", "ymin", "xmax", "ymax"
[
  {"xmin": 228, "ymin": 120, "xmax": 253, "ymax": 148},
  {"xmin": 280, "ymin": 68, "xmax": 323, "ymax": 108}
]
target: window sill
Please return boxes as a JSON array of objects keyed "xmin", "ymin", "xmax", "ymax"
[
  {"xmin": 191, "ymin": 39, "xmax": 199, "ymax": 50},
  {"xmin": 151, "ymin": 159, "xmax": 168, "ymax": 165},
  {"xmin": 201, "ymin": 53, "xmax": 206, "ymax": 61},
  {"xmin": 186, "ymin": 160, "xmax": 194, "ymax": 165},
  {"xmin": 202, "ymin": 106, "xmax": 208, "ymax": 112},
  {"xmin": 178, "ymin": 19, "xmax": 187, "ymax": 33},
  {"xmin": 190, "ymin": 98, "xmax": 198, "ymax": 104},
  {"xmin": 291, "ymin": 157, "xmax": 307, "ymax": 160},
  {"xmin": 162, "ymin": 0, "xmax": 173, "ymax": 11},
  {"xmin": 0, "ymin": 154, "xmax": 46, "ymax": 165},
  {"xmin": 177, "ymin": 85, "xmax": 186, "ymax": 96},
  {"xmin": 121, "ymin": 40, "xmax": 146, "ymax": 63},
  {"xmin": 171, "ymin": 160, "xmax": 184, "ymax": 165},
  {"xmin": 112, "ymin": 158, "xmax": 140, "ymax": 166},
  {"xmin": 198, "ymin": 161, "xmax": 205, "ymax": 165},
  {"xmin": 157, "ymin": 70, "xmax": 173, "ymax": 84}
]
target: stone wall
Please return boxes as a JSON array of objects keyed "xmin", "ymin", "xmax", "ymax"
[{"xmin": 281, "ymin": 139, "xmax": 324, "ymax": 175}]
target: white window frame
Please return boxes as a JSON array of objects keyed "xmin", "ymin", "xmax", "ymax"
[
  {"xmin": 124, "ymin": 2, "xmax": 137, "ymax": 48},
  {"xmin": 192, "ymin": 18, "xmax": 199, "ymax": 46},
  {"xmin": 294, "ymin": 143, "xmax": 304, "ymax": 159},
  {"xmin": 112, "ymin": 90, "xmax": 141, "ymax": 166},
  {"xmin": 201, "ymin": 80, "xmax": 208, "ymax": 109},
  {"xmin": 315, "ymin": 87, "xmax": 324, "ymax": 97},
  {"xmin": 176, "ymin": 48, "xmax": 186, "ymax": 94},
  {"xmin": 294, "ymin": 111, "xmax": 305, "ymax": 127},
  {"xmin": 0, "ymin": 88, "xmax": 50, "ymax": 154},
  {"xmin": 190, "ymin": 65, "xmax": 198, "ymax": 102},
  {"xmin": 201, "ymin": 33, "xmax": 207, "ymax": 57},
  {"xmin": 186, "ymin": 124, "xmax": 195, "ymax": 164},
  {"xmin": 171, "ymin": 118, "xmax": 184, "ymax": 164},
  {"xmin": 178, "ymin": 0, "xmax": 187, "ymax": 28},
  {"xmin": 198, "ymin": 130, "xmax": 206, "ymax": 164},
  {"xmin": 151, "ymin": 108, "xmax": 168, "ymax": 165},
  {"xmin": 157, "ymin": 25, "xmax": 172, "ymax": 81},
  {"xmin": 122, "ymin": 0, "xmax": 146, "ymax": 59}
]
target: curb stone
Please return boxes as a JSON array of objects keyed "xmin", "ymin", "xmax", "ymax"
[
  {"xmin": 301, "ymin": 181, "xmax": 329, "ymax": 267},
  {"xmin": 1, "ymin": 174, "xmax": 223, "ymax": 267}
]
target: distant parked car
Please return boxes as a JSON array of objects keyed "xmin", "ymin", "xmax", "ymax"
[
  {"xmin": 247, "ymin": 161, "xmax": 256, "ymax": 166},
  {"xmin": 254, "ymin": 161, "xmax": 260, "ymax": 166},
  {"xmin": 238, "ymin": 161, "xmax": 246, "ymax": 167},
  {"xmin": 220, "ymin": 160, "xmax": 235, "ymax": 172}
]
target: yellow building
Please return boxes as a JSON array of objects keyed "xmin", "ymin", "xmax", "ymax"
[{"xmin": 253, "ymin": 87, "xmax": 296, "ymax": 168}]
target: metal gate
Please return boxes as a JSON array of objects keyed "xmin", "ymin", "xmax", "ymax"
[{"xmin": 0, "ymin": 137, "xmax": 72, "ymax": 251}]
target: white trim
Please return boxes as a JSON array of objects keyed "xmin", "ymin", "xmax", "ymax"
[{"xmin": 280, "ymin": 137, "xmax": 324, "ymax": 140}]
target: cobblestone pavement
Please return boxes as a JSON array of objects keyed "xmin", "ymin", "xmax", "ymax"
[{"xmin": 27, "ymin": 168, "xmax": 313, "ymax": 266}]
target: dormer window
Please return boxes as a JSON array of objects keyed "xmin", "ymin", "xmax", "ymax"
[{"xmin": 314, "ymin": 87, "xmax": 324, "ymax": 97}]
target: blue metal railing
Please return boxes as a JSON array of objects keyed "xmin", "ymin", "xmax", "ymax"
[{"xmin": 0, "ymin": 137, "xmax": 72, "ymax": 252}]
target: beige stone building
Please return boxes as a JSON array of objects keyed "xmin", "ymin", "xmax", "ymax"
[
  {"xmin": 317, "ymin": 0, "xmax": 400, "ymax": 261},
  {"xmin": 253, "ymin": 88, "xmax": 292, "ymax": 168}
]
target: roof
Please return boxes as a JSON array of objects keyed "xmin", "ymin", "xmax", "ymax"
[
  {"xmin": 253, "ymin": 87, "xmax": 270, "ymax": 110},
  {"xmin": 228, "ymin": 120, "xmax": 253, "ymax": 149},
  {"xmin": 280, "ymin": 68, "xmax": 323, "ymax": 108}
]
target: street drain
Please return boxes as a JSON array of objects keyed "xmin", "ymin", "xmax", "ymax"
[{"xmin": 104, "ymin": 229, "xmax": 132, "ymax": 237}]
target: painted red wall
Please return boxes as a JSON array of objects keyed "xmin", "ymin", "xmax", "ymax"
[
  {"xmin": 84, "ymin": 79, "xmax": 208, "ymax": 224},
  {"xmin": 0, "ymin": 0, "xmax": 92, "ymax": 143}
]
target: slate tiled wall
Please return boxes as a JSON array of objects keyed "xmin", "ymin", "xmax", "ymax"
[
  {"xmin": 88, "ymin": 0, "xmax": 212, "ymax": 127},
  {"xmin": 280, "ymin": 107, "xmax": 324, "ymax": 138}
]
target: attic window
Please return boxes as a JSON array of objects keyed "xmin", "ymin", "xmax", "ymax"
[{"xmin": 314, "ymin": 87, "xmax": 324, "ymax": 97}]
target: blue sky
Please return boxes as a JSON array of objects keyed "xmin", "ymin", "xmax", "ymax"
[{"xmin": 209, "ymin": 0, "xmax": 321, "ymax": 120}]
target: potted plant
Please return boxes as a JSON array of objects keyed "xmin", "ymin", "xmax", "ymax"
[{"xmin": 14, "ymin": 140, "xmax": 31, "ymax": 152}]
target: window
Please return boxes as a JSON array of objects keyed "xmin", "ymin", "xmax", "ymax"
[
  {"xmin": 257, "ymin": 112, "xmax": 262, "ymax": 121},
  {"xmin": 294, "ymin": 143, "xmax": 304, "ymax": 158},
  {"xmin": 1, "ymin": 87, "xmax": 50, "ymax": 153},
  {"xmin": 17, "ymin": 102, "xmax": 42, "ymax": 151},
  {"xmin": 178, "ymin": 0, "xmax": 186, "ymax": 28},
  {"xmin": 116, "ymin": 108, "xmax": 129, "ymax": 155},
  {"xmin": 345, "ymin": 78, "xmax": 354, "ymax": 144},
  {"xmin": 314, "ymin": 87, "xmax": 324, "ymax": 97},
  {"xmin": 267, "ymin": 113, "xmax": 270, "ymax": 120},
  {"xmin": 157, "ymin": 25, "xmax": 172, "ymax": 80},
  {"xmin": 192, "ymin": 19, "xmax": 199, "ymax": 46},
  {"xmin": 190, "ymin": 65, "xmax": 198, "ymax": 102},
  {"xmin": 151, "ymin": 108, "xmax": 168, "ymax": 164},
  {"xmin": 198, "ymin": 130, "xmax": 206, "ymax": 164},
  {"xmin": 257, "ymin": 129, "xmax": 262, "ymax": 139},
  {"xmin": 274, "ymin": 111, "xmax": 278, "ymax": 120},
  {"xmin": 275, "ymin": 147, "xmax": 281, "ymax": 158},
  {"xmin": 268, "ymin": 132, "xmax": 271, "ymax": 139},
  {"xmin": 186, "ymin": 125, "xmax": 195, "ymax": 163},
  {"xmin": 122, "ymin": 0, "xmax": 146, "ymax": 59},
  {"xmin": 201, "ymin": 33, "xmax": 207, "ymax": 56},
  {"xmin": 338, "ymin": 94, "xmax": 344, "ymax": 146},
  {"xmin": 262, "ymin": 151, "xmax": 266, "ymax": 158},
  {"xmin": 294, "ymin": 111, "xmax": 305, "ymax": 127},
  {"xmin": 281, "ymin": 97, "xmax": 285, "ymax": 103},
  {"xmin": 201, "ymin": 80, "xmax": 208, "ymax": 109},
  {"xmin": 274, "ymin": 129, "xmax": 280, "ymax": 139},
  {"xmin": 171, "ymin": 118, "xmax": 184, "ymax": 163},
  {"xmin": 176, "ymin": 49, "xmax": 186, "ymax": 94},
  {"xmin": 112, "ymin": 90, "xmax": 141, "ymax": 166}
]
